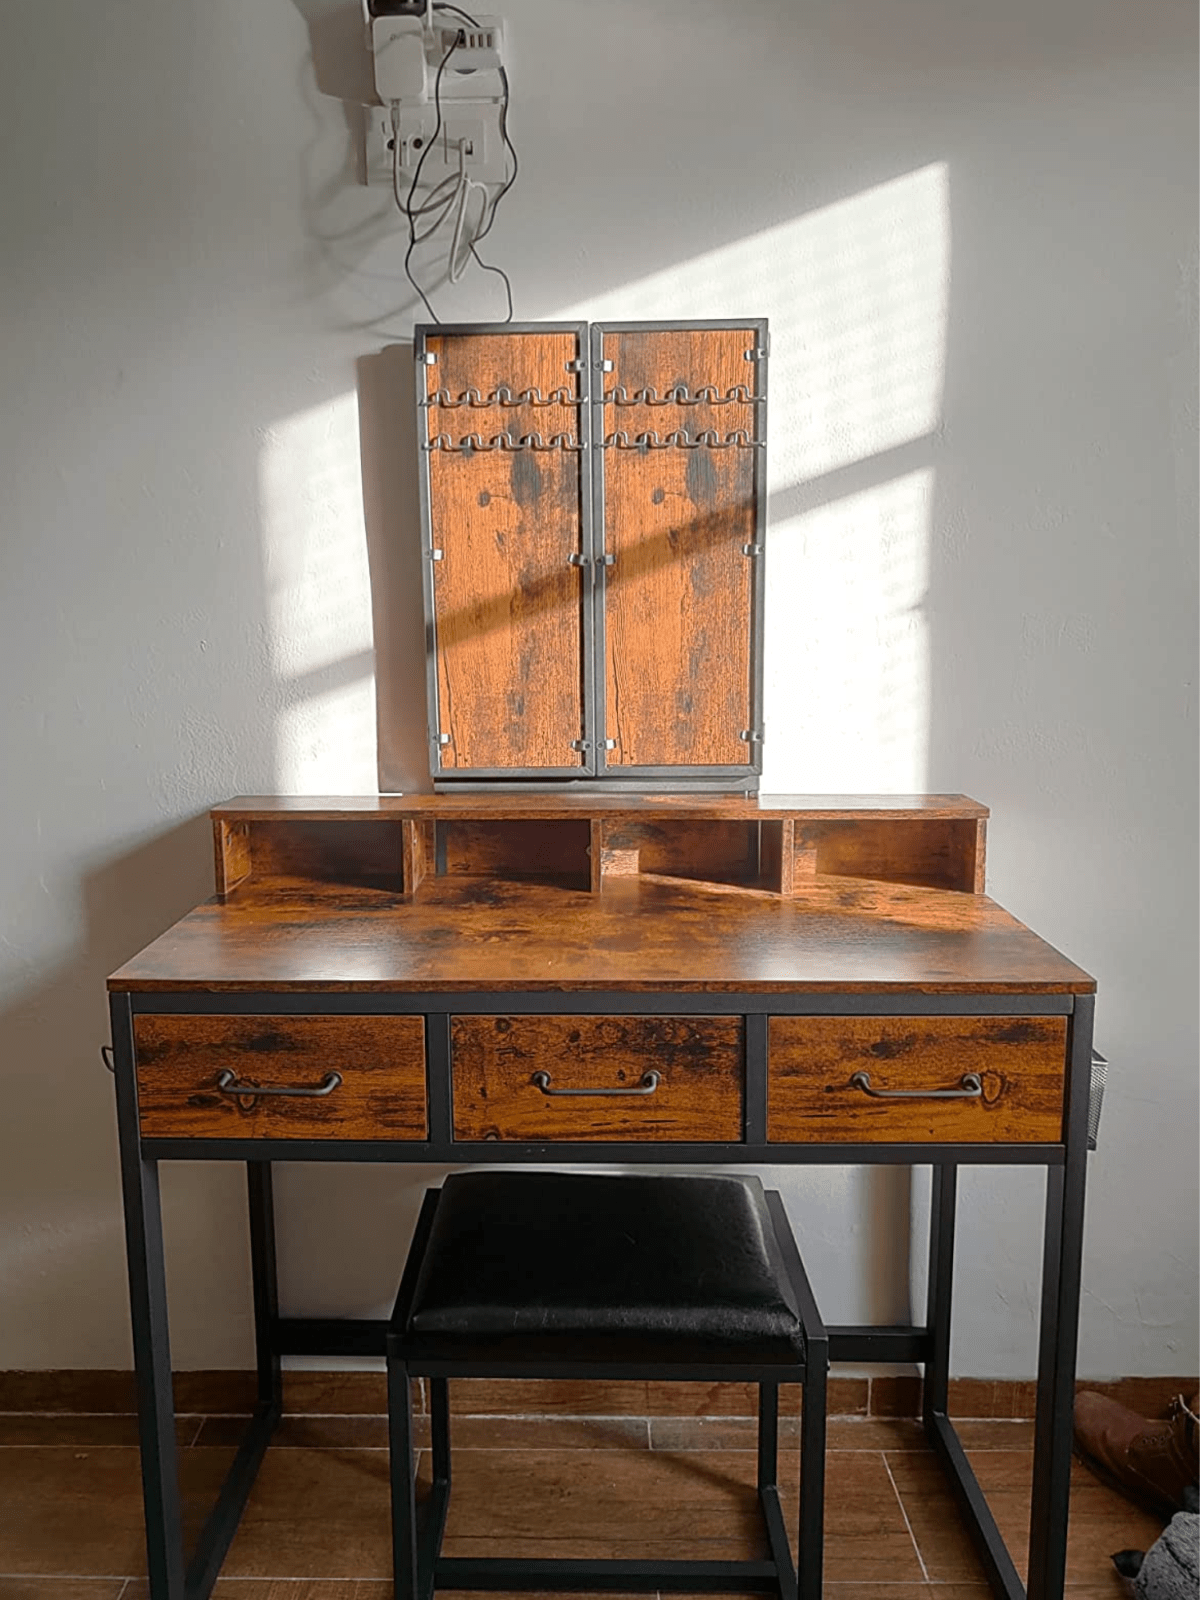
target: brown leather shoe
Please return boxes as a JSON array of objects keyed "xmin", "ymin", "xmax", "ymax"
[{"xmin": 1074, "ymin": 1391, "xmax": 1199, "ymax": 1517}]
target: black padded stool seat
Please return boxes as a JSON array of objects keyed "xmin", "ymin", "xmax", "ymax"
[
  {"xmin": 404, "ymin": 1170, "xmax": 806, "ymax": 1366},
  {"xmin": 387, "ymin": 1170, "xmax": 828, "ymax": 1600}
]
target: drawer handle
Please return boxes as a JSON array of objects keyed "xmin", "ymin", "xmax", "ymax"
[
  {"xmin": 530, "ymin": 1070, "xmax": 660, "ymax": 1097},
  {"xmin": 216, "ymin": 1068, "xmax": 343, "ymax": 1101},
  {"xmin": 848, "ymin": 1070, "xmax": 983, "ymax": 1101}
]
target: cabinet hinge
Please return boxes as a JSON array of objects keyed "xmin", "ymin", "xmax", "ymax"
[
  {"xmin": 565, "ymin": 357, "xmax": 587, "ymax": 372},
  {"xmin": 603, "ymin": 739, "xmax": 617, "ymax": 750},
  {"xmin": 435, "ymin": 733, "xmax": 451, "ymax": 746},
  {"xmin": 598, "ymin": 552, "xmax": 615, "ymax": 567},
  {"xmin": 567, "ymin": 552, "xmax": 588, "ymax": 567},
  {"xmin": 739, "ymin": 728, "xmax": 764, "ymax": 744},
  {"xmin": 427, "ymin": 548, "xmax": 444, "ymax": 561},
  {"xmin": 419, "ymin": 350, "xmax": 438, "ymax": 365},
  {"xmin": 744, "ymin": 338, "xmax": 769, "ymax": 361},
  {"xmin": 595, "ymin": 358, "xmax": 614, "ymax": 372},
  {"xmin": 742, "ymin": 543, "xmax": 763, "ymax": 557},
  {"xmin": 570, "ymin": 739, "xmax": 590, "ymax": 752}
]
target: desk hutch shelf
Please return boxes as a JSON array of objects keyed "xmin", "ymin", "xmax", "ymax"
[{"xmin": 212, "ymin": 793, "xmax": 989, "ymax": 902}]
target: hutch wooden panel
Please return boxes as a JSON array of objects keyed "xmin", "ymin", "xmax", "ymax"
[
  {"xmin": 596, "ymin": 324, "xmax": 759, "ymax": 772},
  {"xmin": 415, "ymin": 319, "xmax": 767, "ymax": 791},
  {"xmin": 420, "ymin": 325, "xmax": 590, "ymax": 777}
]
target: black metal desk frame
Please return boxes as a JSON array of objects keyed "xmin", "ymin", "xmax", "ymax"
[{"xmin": 110, "ymin": 987, "xmax": 1094, "ymax": 1600}]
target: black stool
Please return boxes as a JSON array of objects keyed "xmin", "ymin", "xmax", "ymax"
[{"xmin": 387, "ymin": 1171, "xmax": 828, "ymax": 1599}]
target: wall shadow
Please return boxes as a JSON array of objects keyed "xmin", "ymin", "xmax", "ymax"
[{"xmin": 0, "ymin": 816, "xmax": 254, "ymax": 1368}]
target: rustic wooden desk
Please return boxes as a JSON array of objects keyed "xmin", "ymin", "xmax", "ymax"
[{"xmin": 108, "ymin": 794, "xmax": 1096, "ymax": 1600}]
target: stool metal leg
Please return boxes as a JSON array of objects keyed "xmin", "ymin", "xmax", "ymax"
[
  {"xmin": 388, "ymin": 1363, "xmax": 419, "ymax": 1600},
  {"xmin": 757, "ymin": 1381, "xmax": 779, "ymax": 1490},
  {"xmin": 756, "ymin": 1380, "xmax": 798, "ymax": 1600},
  {"xmin": 797, "ymin": 1357, "xmax": 826, "ymax": 1600},
  {"xmin": 430, "ymin": 1376, "xmax": 451, "ymax": 1490}
]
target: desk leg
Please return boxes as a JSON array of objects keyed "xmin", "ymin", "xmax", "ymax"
[
  {"xmin": 111, "ymin": 994, "xmax": 187, "ymax": 1600},
  {"xmin": 1027, "ymin": 995, "xmax": 1093, "ymax": 1600},
  {"xmin": 923, "ymin": 1161, "xmax": 1025, "ymax": 1599},
  {"xmin": 923, "ymin": 1163, "xmax": 957, "ymax": 1422},
  {"xmin": 247, "ymin": 1162, "xmax": 282, "ymax": 1413}
]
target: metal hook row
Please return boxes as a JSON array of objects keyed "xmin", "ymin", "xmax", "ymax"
[
  {"xmin": 600, "ymin": 429, "xmax": 763, "ymax": 450},
  {"xmin": 424, "ymin": 431, "xmax": 585, "ymax": 453},
  {"xmin": 423, "ymin": 385, "xmax": 584, "ymax": 408},
  {"xmin": 602, "ymin": 383, "xmax": 763, "ymax": 407}
]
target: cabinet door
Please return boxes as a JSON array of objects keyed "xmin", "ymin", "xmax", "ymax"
[
  {"xmin": 594, "ymin": 322, "xmax": 765, "ymax": 777},
  {"xmin": 418, "ymin": 325, "xmax": 593, "ymax": 777}
]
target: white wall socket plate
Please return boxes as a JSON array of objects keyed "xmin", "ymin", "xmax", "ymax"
[{"xmin": 364, "ymin": 102, "xmax": 507, "ymax": 187}]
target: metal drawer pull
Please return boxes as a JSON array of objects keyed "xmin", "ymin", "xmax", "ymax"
[
  {"xmin": 216, "ymin": 1069, "xmax": 343, "ymax": 1100},
  {"xmin": 849, "ymin": 1070, "xmax": 983, "ymax": 1100},
  {"xmin": 530, "ymin": 1070, "xmax": 660, "ymax": 1097}
]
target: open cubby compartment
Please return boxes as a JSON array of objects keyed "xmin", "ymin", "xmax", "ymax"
[
  {"xmin": 789, "ymin": 816, "xmax": 987, "ymax": 894},
  {"xmin": 435, "ymin": 817, "xmax": 593, "ymax": 891},
  {"xmin": 593, "ymin": 817, "xmax": 785, "ymax": 895},
  {"xmin": 213, "ymin": 816, "xmax": 413, "ymax": 897},
  {"xmin": 211, "ymin": 801, "xmax": 989, "ymax": 902}
]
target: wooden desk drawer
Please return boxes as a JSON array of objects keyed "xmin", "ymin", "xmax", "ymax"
[
  {"xmin": 451, "ymin": 1015, "xmax": 744, "ymax": 1142},
  {"xmin": 134, "ymin": 1015, "xmax": 427, "ymax": 1140},
  {"xmin": 767, "ymin": 1015, "xmax": 1067, "ymax": 1144}
]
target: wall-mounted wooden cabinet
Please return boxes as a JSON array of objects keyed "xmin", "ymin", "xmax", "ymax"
[{"xmin": 415, "ymin": 319, "xmax": 767, "ymax": 790}]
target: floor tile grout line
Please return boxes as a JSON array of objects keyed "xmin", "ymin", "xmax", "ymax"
[{"xmin": 883, "ymin": 1447, "xmax": 931, "ymax": 1582}]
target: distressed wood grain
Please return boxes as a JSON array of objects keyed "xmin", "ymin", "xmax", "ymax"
[
  {"xmin": 599, "ymin": 328, "xmax": 758, "ymax": 769},
  {"xmin": 440, "ymin": 818, "xmax": 591, "ymax": 887},
  {"xmin": 402, "ymin": 819, "xmax": 436, "ymax": 895},
  {"xmin": 210, "ymin": 794, "xmax": 991, "ymax": 822},
  {"xmin": 767, "ymin": 1015, "xmax": 1068, "ymax": 1144},
  {"xmin": 213, "ymin": 819, "xmax": 251, "ymax": 898},
  {"xmin": 451, "ymin": 1014, "xmax": 744, "ymax": 1141},
  {"xmin": 972, "ymin": 818, "xmax": 988, "ymax": 893},
  {"xmin": 759, "ymin": 820, "xmax": 794, "ymax": 896},
  {"xmin": 109, "ymin": 874, "xmax": 1096, "ymax": 995},
  {"xmin": 425, "ymin": 330, "xmax": 586, "ymax": 772},
  {"xmin": 792, "ymin": 818, "xmax": 986, "ymax": 895},
  {"xmin": 134, "ymin": 1014, "xmax": 427, "ymax": 1139},
  {"xmin": 247, "ymin": 819, "xmax": 405, "ymax": 893},
  {"xmin": 595, "ymin": 818, "xmax": 760, "ymax": 889}
]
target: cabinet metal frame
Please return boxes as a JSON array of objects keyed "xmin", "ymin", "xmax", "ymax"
[{"xmin": 414, "ymin": 319, "xmax": 768, "ymax": 788}]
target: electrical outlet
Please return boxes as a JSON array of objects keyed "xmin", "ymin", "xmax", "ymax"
[{"xmin": 364, "ymin": 102, "xmax": 507, "ymax": 187}]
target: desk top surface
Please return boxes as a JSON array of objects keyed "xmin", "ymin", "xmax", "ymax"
[{"xmin": 108, "ymin": 875, "xmax": 1094, "ymax": 995}]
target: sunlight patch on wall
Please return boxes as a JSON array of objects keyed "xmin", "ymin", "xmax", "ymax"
[
  {"xmin": 275, "ymin": 676, "xmax": 378, "ymax": 794},
  {"xmin": 554, "ymin": 165, "xmax": 949, "ymax": 791},
  {"xmin": 554, "ymin": 164, "xmax": 950, "ymax": 487},
  {"xmin": 766, "ymin": 470, "xmax": 934, "ymax": 791},
  {"xmin": 258, "ymin": 392, "xmax": 378, "ymax": 792}
]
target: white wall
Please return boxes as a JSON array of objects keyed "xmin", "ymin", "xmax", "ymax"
[{"xmin": 0, "ymin": 0, "xmax": 1195, "ymax": 1379}]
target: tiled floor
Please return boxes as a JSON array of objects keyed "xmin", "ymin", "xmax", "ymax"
[{"xmin": 0, "ymin": 1409, "xmax": 1165, "ymax": 1598}]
